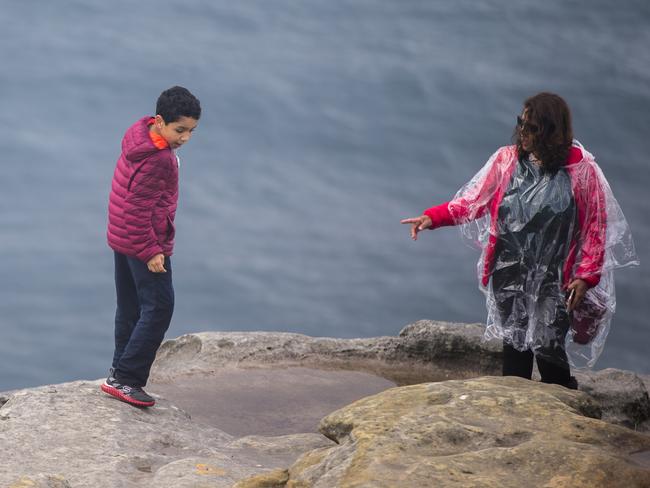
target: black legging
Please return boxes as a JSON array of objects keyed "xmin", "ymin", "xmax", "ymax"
[
  {"xmin": 502, "ymin": 342, "xmax": 571, "ymax": 386},
  {"xmin": 494, "ymin": 272, "xmax": 573, "ymax": 387},
  {"xmin": 492, "ymin": 157, "xmax": 577, "ymax": 388}
]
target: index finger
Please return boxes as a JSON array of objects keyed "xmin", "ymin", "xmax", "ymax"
[{"xmin": 401, "ymin": 218, "xmax": 420, "ymax": 225}]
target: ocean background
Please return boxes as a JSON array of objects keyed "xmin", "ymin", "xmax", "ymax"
[{"xmin": 0, "ymin": 0, "xmax": 648, "ymax": 392}]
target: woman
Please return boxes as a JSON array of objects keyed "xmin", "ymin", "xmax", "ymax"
[{"xmin": 402, "ymin": 92, "xmax": 637, "ymax": 388}]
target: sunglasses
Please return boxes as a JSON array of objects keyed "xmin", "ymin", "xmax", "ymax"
[{"xmin": 517, "ymin": 116, "xmax": 539, "ymax": 134}]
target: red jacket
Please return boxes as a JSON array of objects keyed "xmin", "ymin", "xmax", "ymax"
[
  {"xmin": 423, "ymin": 145, "xmax": 606, "ymax": 288},
  {"xmin": 107, "ymin": 117, "xmax": 179, "ymax": 263}
]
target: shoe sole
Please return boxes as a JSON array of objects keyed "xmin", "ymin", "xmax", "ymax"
[{"xmin": 100, "ymin": 383, "xmax": 155, "ymax": 408}]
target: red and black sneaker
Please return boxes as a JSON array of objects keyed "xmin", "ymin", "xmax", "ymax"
[{"xmin": 101, "ymin": 371, "xmax": 155, "ymax": 408}]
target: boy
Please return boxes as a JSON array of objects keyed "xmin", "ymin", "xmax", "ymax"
[{"xmin": 102, "ymin": 86, "xmax": 200, "ymax": 407}]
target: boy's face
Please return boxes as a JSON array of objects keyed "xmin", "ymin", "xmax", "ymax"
[{"xmin": 154, "ymin": 115, "xmax": 198, "ymax": 149}]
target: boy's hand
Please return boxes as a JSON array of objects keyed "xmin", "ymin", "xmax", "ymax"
[
  {"xmin": 147, "ymin": 253, "xmax": 167, "ymax": 273},
  {"xmin": 566, "ymin": 278, "xmax": 588, "ymax": 311},
  {"xmin": 400, "ymin": 215, "xmax": 433, "ymax": 241}
]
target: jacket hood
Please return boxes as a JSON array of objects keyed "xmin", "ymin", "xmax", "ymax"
[
  {"xmin": 566, "ymin": 141, "xmax": 585, "ymax": 166},
  {"xmin": 121, "ymin": 116, "xmax": 163, "ymax": 163}
]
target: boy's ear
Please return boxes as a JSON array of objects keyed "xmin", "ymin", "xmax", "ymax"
[{"xmin": 154, "ymin": 114, "xmax": 165, "ymax": 129}]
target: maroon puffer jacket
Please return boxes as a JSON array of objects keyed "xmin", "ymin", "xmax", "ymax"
[{"xmin": 107, "ymin": 116, "xmax": 179, "ymax": 263}]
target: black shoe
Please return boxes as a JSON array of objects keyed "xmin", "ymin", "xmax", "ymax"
[
  {"xmin": 566, "ymin": 376, "xmax": 579, "ymax": 390},
  {"xmin": 101, "ymin": 371, "xmax": 155, "ymax": 407}
]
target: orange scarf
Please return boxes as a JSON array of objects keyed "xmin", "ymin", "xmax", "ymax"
[{"xmin": 148, "ymin": 117, "xmax": 169, "ymax": 149}]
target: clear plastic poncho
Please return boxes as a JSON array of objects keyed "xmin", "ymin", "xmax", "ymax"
[{"xmin": 449, "ymin": 141, "xmax": 638, "ymax": 368}]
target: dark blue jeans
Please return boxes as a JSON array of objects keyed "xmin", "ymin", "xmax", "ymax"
[{"xmin": 112, "ymin": 251, "xmax": 174, "ymax": 387}]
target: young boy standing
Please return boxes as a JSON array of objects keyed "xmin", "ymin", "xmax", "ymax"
[{"xmin": 102, "ymin": 86, "xmax": 200, "ymax": 407}]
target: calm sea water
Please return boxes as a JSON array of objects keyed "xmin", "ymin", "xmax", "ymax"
[{"xmin": 0, "ymin": 1, "xmax": 648, "ymax": 391}]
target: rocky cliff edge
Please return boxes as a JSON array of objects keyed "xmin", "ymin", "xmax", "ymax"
[{"xmin": 1, "ymin": 320, "xmax": 648, "ymax": 487}]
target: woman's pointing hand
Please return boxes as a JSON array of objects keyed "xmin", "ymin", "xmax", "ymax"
[{"xmin": 400, "ymin": 215, "xmax": 432, "ymax": 241}]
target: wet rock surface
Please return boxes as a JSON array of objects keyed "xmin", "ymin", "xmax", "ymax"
[
  {"xmin": 151, "ymin": 322, "xmax": 650, "ymax": 431},
  {"xmin": 149, "ymin": 367, "xmax": 396, "ymax": 436}
]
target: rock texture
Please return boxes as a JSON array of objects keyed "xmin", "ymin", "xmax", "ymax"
[
  {"xmin": 150, "ymin": 321, "xmax": 650, "ymax": 431},
  {"xmin": 2, "ymin": 321, "xmax": 649, "ymax": 487},
  {"xmin": 0, "ymin": 381, "xmax": 331, "ymax": 487},
  {"xmin": 149, "ymin": 367, "xmax": 396, "ymax": 436},
  {"xmin": 151, "ymin": 320, "xmax": 503, "ymax": 386},
  {"xmin": 576, "ymin": 368, "xmax": 650, "ymax": 431},
  {"xmin": 239, "ymin": 376, "xmax": 650, "ymax": 488}
]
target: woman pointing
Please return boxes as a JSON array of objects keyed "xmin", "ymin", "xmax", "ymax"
[{"xmin": 402, "ymin": 92, "xmax": 637, "ymax": 388}]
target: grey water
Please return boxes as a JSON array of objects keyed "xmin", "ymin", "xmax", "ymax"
[{"xmin": 0, "ymin": 1, "xmax": 648, "ymax": 392}]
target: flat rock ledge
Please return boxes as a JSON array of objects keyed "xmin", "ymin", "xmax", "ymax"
[
  {"xmin": 0, "ymin": 380, "xmax": 332, "ymax": 488},
  {"xmin": 1, "ymin": 320, "xmax": 649, "ymax": 487},
  {"xmin": 150, "ymin": 320, "xmax": 504, "ymax": 385},
  {"xmin": 151, "ymin": 320, "xmax": 650, "ymax": 430}
]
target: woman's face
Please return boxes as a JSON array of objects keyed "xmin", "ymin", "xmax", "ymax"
[{"xmin": 517, "ymin": 109, "xmax": 539, "ymax": 153}]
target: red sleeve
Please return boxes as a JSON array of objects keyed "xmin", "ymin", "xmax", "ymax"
[
  {"xmin": 573, "ymin": 163, "xmax": 606, "ymax": 287},
  {"xmin": 423, "ymin": 202, "xmax": 455, "ymax": 228},
  {"xmin": 422, "ymin": 149, "xmax": 504, "ymax": 229},
  {"xmin": 124, "ymin": 154, "xmax": 169, "ymax": 262}
]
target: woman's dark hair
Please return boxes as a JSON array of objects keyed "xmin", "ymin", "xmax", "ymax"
[
  {"xmin": 513, "ymin": 92, "xmax": 573, "ymax": 172},
  {"xmin": 156, "ymin": 86, "xmax": 201, "ymax": 123}
]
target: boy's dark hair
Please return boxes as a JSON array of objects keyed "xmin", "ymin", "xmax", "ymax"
[{"xmin": 156, "ymin": 86, "xmax": 201, "ymax": 123}]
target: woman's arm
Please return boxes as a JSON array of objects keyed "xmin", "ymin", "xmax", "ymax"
[
  {"xmin": 401, "ymin": 147, "xmax": 512, "ymax": 239},
  {"xmin": 573, "ymin": 162, "xmax": 607, "ymax": 288},
  {"xmin": 425, "ymin": 148, "xmax": 508, "ymax": 227}
]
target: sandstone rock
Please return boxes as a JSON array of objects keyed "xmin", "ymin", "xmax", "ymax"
[
  {"xmin": 0, "ymin": 381, "xmax": 324, "ymax": 487},
  {"xmin": 7, "ymin": 474, "xmax": 72, "ymax": 488},
  {"xmin": 240, "ymin": 376, "xmax": 650, "ymax": 487},
  {"xmin": 640, "ymin": 374, "xmax": 650, "ymax": 393},
  {"xmin": 396, "ymin": 320, "xmax": 501, "ymax": 367},
  {"xmin": 3, "ymin": 324, "xmax": 649, "ymax": 487},
  {"xmin": 232, "ymin": 468, "xmax": 290, "ymax": 488},
  {"xmin": 576, "ymin": 368, "xmax": 650, "ymax": 431},
  {"xmin": 149, "ymin": 367, "xmax": 395, "ymax": 436},
  {"xmin": 228, "ymin": 433, "xmax": 332, "ymax": 458},
  {"xmin": 150, "ymin": 320, "xmax": 503, "ymax": 386},
  {"xmin": 149, "ymin": 456, "xmax": 255, "ymax": 488},
  {"xmin": 150, "ymin": 323, "xmax": 650, "ymax": 430}
]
